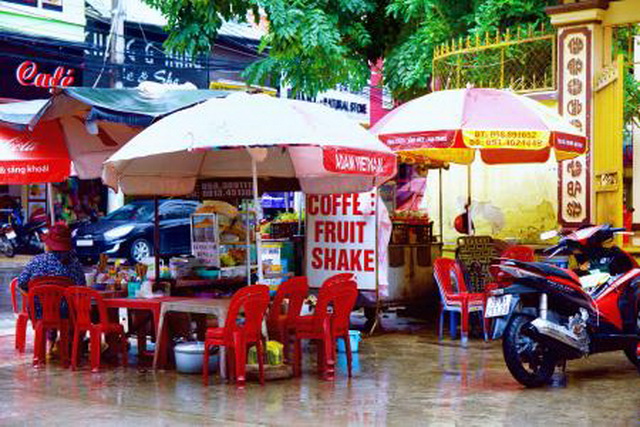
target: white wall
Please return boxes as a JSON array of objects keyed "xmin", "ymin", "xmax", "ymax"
[
  {"xmin": 426, "ymin": 159, "xmax": 559, "ymax": 245},
  {"xmin": 0, "ymin": 0, "xmax": 86, "ymax": 42}
]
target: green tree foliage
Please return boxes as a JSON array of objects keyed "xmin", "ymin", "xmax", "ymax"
[
  {"xmin": 613, "ymin": 25, "xmax": 640, "ymax": 127},
  {"xmin": 143, "ymin": 0, "xmax": 556, "ymax": 99}
]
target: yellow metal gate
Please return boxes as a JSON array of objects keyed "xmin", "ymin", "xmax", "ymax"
[{"xmin": 593, "ymin": 55, "xmax": 624, "ymax": 227}]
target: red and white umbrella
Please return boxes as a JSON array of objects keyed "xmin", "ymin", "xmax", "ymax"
[
  {"xmin": 372, "ymin": 88, "xmax": 586, "ymax": 165},
  {"xmin": 103, "ymin": 92, "xmax": 396, "ymax": 281},
  {"xmin": 103, "ymin": 92, "xmax": 396, "ymax": 196}
]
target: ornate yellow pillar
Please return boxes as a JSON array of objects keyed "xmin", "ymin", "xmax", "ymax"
[
  {"xmin": 548, "ymin": 2, "xmax": 609, "ymax": 227},
  {"xmin": 549, "ymin": 1, "xmax": 640, "ymax": 231}
]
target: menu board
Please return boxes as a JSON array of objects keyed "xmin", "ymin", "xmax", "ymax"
[
  {"xmin": 305, "ymin": 192, "xmax": 377, "ymax": 290},
  {"xmin": 191, "ymin": 214, "xmax": 220, "ymax": 267}
]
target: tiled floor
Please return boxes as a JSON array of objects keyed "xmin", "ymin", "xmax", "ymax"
[{"xmin": 0, "ymin": 323, "xmax": 638, "ymax": 425}]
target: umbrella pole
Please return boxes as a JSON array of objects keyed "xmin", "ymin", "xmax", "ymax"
[
  {"xmin": 467, "ymin": 163, "xmax": 473, "ymax": 235},
  {"xmin": 154, "ymin": 196, "xmax": 160, "ymax": 284},
  {"xmin": 47, "ymin": 183, "xmax": 55, "ymax": 224},
  {"xmin": 439, "ymin": 168, "xmax": 444, "ymax": 243},
  {"xmin": 252, "ymin": 157, "xmax": 264, "ymax": 284}
]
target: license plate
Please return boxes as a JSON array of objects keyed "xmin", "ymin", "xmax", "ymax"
[
  {"xmin": 6, "ymin": 231, "xmax": 16, "ymax": 239},
  {"xmin": 76, "ymin": 239, "xmax": 94, "ymax": 247},
  {"xmin": 485, "ymin": 294, "xmax": 513, "ymax": 318}
]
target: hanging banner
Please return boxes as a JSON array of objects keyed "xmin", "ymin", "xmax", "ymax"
[
  {"xmin": 558, "ymin": 27, "xmax": 591, "ymax": 226},
  {"xmin": 306, "ymin": 193, "xmax": 377, "ymax": 290},
  {"xmin": 322, "ymin": 147, "xmax": 396, "ymax": 177}
]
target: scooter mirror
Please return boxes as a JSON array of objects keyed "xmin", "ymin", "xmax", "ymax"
[{"xmin": 540, "ymin": 230, "xmax": 559, "ymax": 240}]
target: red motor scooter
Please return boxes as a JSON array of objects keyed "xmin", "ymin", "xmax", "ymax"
[{"xmin": 487, "ymin": 224, "xmax": 640, "ymax": 387}]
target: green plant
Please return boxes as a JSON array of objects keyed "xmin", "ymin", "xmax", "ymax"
[
  {"xmin": 144, "ymin": 0, "xmax": 557, "ymax": 100},
  {"xmin": 613, "ymin": 25, "xmax": 640, "ymax": 128}
]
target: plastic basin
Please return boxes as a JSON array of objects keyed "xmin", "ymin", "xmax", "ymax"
[
  {"xmin": 336, "ymin": 330, "xmax": 361, "ymax": 353},
  {"xmin": 174, "ymin": 342, "xmax": 219, "ymax": 374}
]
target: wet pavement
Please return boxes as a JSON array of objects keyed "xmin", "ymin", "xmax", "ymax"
[
  {"xmin": 0, "ymin": 318, "xmax": 638, "ymax": 426},
  {"xmin": 0, "ymin": 267, "xmax": 23, "ymax": 335}
]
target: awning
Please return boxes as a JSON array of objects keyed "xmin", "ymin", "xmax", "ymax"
[
  {"xmin": 0, "ymin": 99, "xmax": 47, "ymax": 128},
  {"xmin": 33, "ymin": 86, "xmax": 229, "ymax": 128},
  {"xmin": 0, "ymin": 87, "xmax": 229, "ymax": 130},
  {"xmin": 0, "ymin": 121, "xmax": 70, "ymax": 184},
  {"xmin": 0, "ymin": 86, "xmax": 230, "ymax": 180}
]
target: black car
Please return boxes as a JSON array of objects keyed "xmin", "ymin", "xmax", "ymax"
[{"xmin": 72, "ymin": 199, "xmax": 200, "ymax": 264}]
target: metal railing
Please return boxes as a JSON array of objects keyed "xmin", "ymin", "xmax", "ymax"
[{"xmin": 432, "ymin": 25, "xmax": 556, "ymax": 93}]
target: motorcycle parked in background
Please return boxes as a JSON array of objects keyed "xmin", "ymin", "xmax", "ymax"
[
  {"xmin": 488, "ymin": 224, "xmax": 640, "ymax": 387},
  {"xmin": 0, "ymin": 207, "xmax": 48, "ymax": 256}
]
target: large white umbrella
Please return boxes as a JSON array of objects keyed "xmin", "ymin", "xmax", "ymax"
[{"xmin": 103, "ymin": 92, "xmax": 397, "ymax": 280}]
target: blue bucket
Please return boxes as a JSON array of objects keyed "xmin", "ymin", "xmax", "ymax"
[{"xmin": 337, "ymin": 330, "xmax": 361, "ymax": 353}]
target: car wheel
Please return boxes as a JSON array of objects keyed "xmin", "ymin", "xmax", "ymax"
[{"xmin": 129, "ymin": 239, "xmax": 152, "ymax": 263}]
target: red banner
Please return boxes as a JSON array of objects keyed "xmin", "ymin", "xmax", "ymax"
[
  {"xmin": 0, "ymin": 122, "xmax": 70, "ymax": 184},
  {"xmin": 553, "ymin": 131, "xmax": 587, "ymax": 154},
  {"xmin": 378, "ymin": 130, "xmax": 456, "ymax": 150},
  {"xmin": 323, "ymin": 147, "xmax": 396, "ymax": 176}
]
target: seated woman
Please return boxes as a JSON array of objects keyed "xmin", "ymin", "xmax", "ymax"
[
  {"xmin": 18, "ymin": 223, "xmax": 86, "ymax": 292},
  {"xmin": 18, "ymin": 223, "xmax": 86, "ymax": 357}
]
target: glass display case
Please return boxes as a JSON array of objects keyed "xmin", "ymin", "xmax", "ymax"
[{"xmin": 190, "ymin": 211, "xmax": 257, "ymax": 281}]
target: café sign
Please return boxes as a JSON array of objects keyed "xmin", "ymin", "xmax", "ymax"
[{"xmin": 15, "ymin": 61, "xmax": 76, "ymax": 92}]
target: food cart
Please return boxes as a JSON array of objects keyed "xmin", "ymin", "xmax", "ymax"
[{"xmin": 304, "ymin": 188, "xmax": 442, "ymax": 329}]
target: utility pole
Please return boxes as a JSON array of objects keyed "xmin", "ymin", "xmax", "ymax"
[
  {"xmin": 110, "ymin": 0, "xmax": 125, "ymax": 88},
  {"xmin": 107, "ymin": 0, "xmax": 125, "ymax": 214}
]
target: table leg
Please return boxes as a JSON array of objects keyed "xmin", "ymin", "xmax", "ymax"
[{"xmin": 152, "ymin": 306, "xmax": 168, "ymax": 370}]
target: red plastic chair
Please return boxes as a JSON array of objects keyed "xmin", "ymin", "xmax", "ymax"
[
  {"xmin": 266, "ymin": 277, "xmax": 309, "ymax": 361},
  {"xmin": 65, "ymin": 287, "xmax": 128, "ymax": 372},
  {"xmin": 322, "ymin": 273, "xmax": 355, "ymax": 287},
  {"xmin": 28, "ymin": 276, "xmax": 75, "ymax": 288},
  {"xmin": 13, "ymin": 276, "xmax": 74, "ymax": 353},
  {"xmin": 433, "ymin": 258, "xmax": 487, "ymax": 343},
  {"xmin": 293, "ymin": 279, "xmax": 358, "ymax": 380},
  {"xmin": 10, "ymin": 278, "xmax": 29, "ymax": 352},
  {"xmin": 28, "ymin": 285, "xmax": 70, "ymax": 367},
  {"xmin": 203, "ymin": 285, "xmax": 270, "ymax": 388},
  {"xmin": 487, "ymin": 245, "xmax": 536, "ymax": 289}
]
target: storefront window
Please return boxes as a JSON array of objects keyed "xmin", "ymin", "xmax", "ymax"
[
  {"xmin": 1, "ymin": 0, "xmax": 62, "ymax": 11},
  {"xmin": 2, "ymin": 0, "xmax": 38, "ymax": 6}
]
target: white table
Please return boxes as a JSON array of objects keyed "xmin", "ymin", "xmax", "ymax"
[{"xmin": 153, "ymin": 298, "xmax": 232, "ymax": 377}]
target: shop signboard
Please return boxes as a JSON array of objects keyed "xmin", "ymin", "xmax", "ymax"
[
  {"xmin": 305, "ymin": 192, "xmax": 377, "ymax": 290},
  {"xmin": 288, "ymin": 85, "xmax": 370, "ymax": 124},
  {"xmin": 194, "ymin": 180, "xmax": 253, "ymax": 201},
  {"xmin": 190, "ymin": 178, "xmax": 301, "ymax": 203},
  {"xmin": 0, "ymin": 36, "xmax": 81, "ymax": 100},
  {"xmin": 84, "ymin": 19, "xmax": 209, "ymax": 88}
]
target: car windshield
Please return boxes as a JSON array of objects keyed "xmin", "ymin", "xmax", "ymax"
[{"xmin": 104, "ymin": 202, "xmax": 153, "ymax": 221}]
